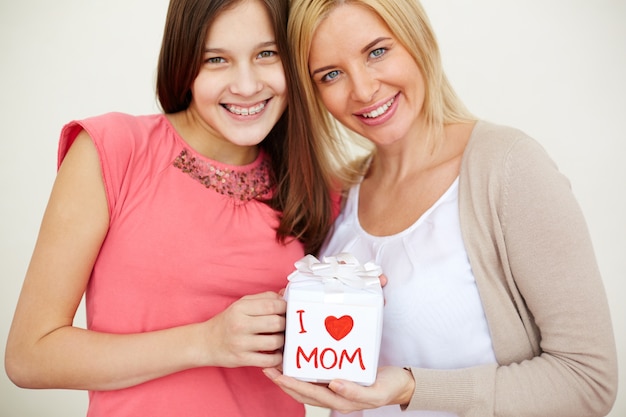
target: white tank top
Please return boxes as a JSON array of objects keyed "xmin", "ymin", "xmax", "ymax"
[{"xmin": 321, "ymin": 178, "xmax": 496, "ymax": 417}]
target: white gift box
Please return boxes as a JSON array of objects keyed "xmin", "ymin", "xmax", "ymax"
[{"xmin": 282, "ymin": 254, "xmax": 384, "ymax": 386}]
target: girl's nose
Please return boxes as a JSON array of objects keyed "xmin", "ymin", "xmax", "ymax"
[{"xmin": 229, "ymin": 64, "xmax": 263, "ymax": 96}]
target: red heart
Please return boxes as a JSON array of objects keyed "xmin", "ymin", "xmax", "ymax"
[{"xmin": 324, "ymin": 315, "xmax": 354, "ymax": 341}]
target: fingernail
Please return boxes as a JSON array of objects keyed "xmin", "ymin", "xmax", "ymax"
[
  {"xmin": 329, "ymin": 380, "xmax": 344, "ymax": 393},
  {"xmin": 263, "ymin": 368, "xmax": 277, "ymax": 380}
]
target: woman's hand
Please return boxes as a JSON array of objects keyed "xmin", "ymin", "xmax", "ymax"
[
  {"xmin": 263, "ymin": 366, "xmax": 415, "ymax": 413},
  {"xmin": 379, "ymin": 274, "xmax": 388, "ymax": 287},
  {"xmin": 201, "ymin": 291, "xmax": 287, "ymax": 368}
]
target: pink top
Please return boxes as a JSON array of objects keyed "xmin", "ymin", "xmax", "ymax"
[{"xmin": 59, "ymin": 112, "xmax": 305, "ymax": 417}]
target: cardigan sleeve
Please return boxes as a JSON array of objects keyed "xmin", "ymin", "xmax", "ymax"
[
  {"xmin": 404, "ymin": 122, "xmax": 618, "ymax": 416},
  {"xmin": 490, "ymin": 130, "xmax": 617, "ymax": 416}
]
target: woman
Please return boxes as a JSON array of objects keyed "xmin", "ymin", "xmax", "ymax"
[
  {"xmin": 5, "ymin": 0, "xmax": 337, "ymax": 416},
  {"xmin": 264, "ymin": 0, "xmax": 618, "ymax": 416}
]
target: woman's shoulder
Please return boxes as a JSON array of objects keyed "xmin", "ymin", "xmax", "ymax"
[
  {"xmin": 462, "ymin": 120, "xmax": 552, "ymax": 172},
  {"xmin": 460, "ymin": 120, "xmax": 565, "ymax": 208},
  {"xmin": 466, "ymin": 120, "xmax": 536, "ymax": 152}
]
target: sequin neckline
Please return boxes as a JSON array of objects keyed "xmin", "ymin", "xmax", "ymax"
[{"xmin": 173, "ymin": 148, "xmax": 273, "ymax": 201}]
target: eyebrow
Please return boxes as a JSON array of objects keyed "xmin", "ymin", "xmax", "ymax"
[
  {"xmin": 311, "ymin": 65, "xmax": 335, "ymax": 77},
  {"xmin": 310, "ymin": 36, "xmax": 392, "ymax": 76},
  {"xmin": 361, "ymin": 37, "xmax": 391, "ymax": 53},
  {"xmin": 204, "ymin": 40, "xmax": 277, "ymax": 53}
]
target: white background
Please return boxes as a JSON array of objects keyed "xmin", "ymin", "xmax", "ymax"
[{"xmin": 0, "ymin": 1, "xmax": 624, "ymax": 416}]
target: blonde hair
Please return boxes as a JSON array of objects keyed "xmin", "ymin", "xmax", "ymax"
[{"xmin": 288, "ymin": 0, "xmax": 475, "ymax": 178}]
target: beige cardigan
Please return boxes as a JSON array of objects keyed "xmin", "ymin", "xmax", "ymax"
[{"xmin": 406, "ymin": 121, "xmax": 618, "ymax": 416}]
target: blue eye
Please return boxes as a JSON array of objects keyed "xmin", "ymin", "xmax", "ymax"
[
  {"xmin": 370, "ymin": 48, "xmax": 386, "ymax": 58},
  {"xmin": 321, "ymin": 70, "xmax": 340, "ymax": 82}
]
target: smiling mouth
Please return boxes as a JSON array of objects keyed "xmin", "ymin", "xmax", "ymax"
[
  {"xmin": 359, "ymin": 96, "xmax": 395, "ymax": 119},
  {"xmin": 223, "ymin": 99, "xmax": 268, "ymax": 116}
]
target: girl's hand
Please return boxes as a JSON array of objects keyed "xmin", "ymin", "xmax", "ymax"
[
  {"xmin": 263, "ymin": 366, "xmax": 415, "ymax": 414},
  {"xmin": 202, "ymin": 291, "xmax": 287, "ymax": 368}
]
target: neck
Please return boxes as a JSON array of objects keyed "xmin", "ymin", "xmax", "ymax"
[
  {"xmin": 367, "ymin": 122, "xmax": 474, "ymax": 185},
  {"xmin": 167, "ymin": 110, "xmax": 259, "ymax": 166}
]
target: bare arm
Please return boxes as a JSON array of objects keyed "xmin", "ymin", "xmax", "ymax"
[{"xmin": 5, "ymin": 132, "xmax": 287, "ymax": 391}]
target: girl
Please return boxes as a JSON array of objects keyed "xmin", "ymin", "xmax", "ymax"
[{"xmin": 5, "ymin": 0, "xmax": 336, "ymax": 416}]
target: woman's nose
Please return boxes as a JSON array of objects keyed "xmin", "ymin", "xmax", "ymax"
[
  {"xmin": 349, "ymin": 66, "xmax": 379, "ymax": 103},
  {"xmin": 229, "ymin": 64, "xmax": 263, "ymax": 96}
]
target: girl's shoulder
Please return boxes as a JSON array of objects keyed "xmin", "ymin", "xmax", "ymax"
[{"xmin": 58, "ymin": 112, "xmax": 172, "ymax": 166}]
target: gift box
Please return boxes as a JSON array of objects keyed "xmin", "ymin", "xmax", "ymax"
[{"xmin": 282, "ymin": 253, "xmax": 384, "ymax": 386}]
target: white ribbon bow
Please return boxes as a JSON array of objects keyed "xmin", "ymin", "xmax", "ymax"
[{"xmin": 288, "ymin": 253, "xmax": 382, "ymax": 289}]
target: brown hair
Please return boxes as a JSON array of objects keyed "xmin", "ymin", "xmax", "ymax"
[{"xmin": 156, "ymin": 0, "xmax": 336, "ymax": 254}]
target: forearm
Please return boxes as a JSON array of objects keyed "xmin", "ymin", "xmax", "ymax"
[
  {"xmin": 7, "ymin": 290, "xmax": 287, "ymax": 391},
  {"xmin": 405, "ymin": 365, "xmax": 496, "ymax": 416},
  {"xmin": 6, "ymin": 321, "xmax": 207, "ymax": 391}
]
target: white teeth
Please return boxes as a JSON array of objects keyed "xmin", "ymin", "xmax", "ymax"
[
  {"xmin": 225, "ymin": 101, "xmax": 266, "ymax": 116},
  {"xmin": 362, "ymin": 97, "xmax": 394, "ymax": 118}
]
